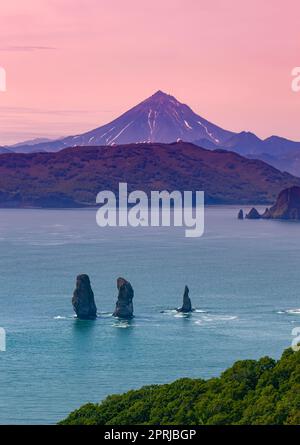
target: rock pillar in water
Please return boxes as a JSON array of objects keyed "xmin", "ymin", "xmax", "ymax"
[
  {"xmin": 262, "ymin": 207, "xmax": 272, "ymax": 219},
  {"xmin": 238, "ymin": 209, "xmax": 244, "ymax": 220},
  {"xmin": 72, "ymin": 274, "xmax": 97, "ymax": 320},
  {"xmin": 245, "ymin": 207, "xmax": 261, "ymax": 219},
  {"xmin": 177, "ymin": 285, "xmax": 193, "ymax": 313},
  {"xmin": 113, "ymin": 277, "xmax": 134, "ymax": 319}
]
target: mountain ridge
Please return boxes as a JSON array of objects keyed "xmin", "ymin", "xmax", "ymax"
[
  {"xmin": 8, "ymin": 91, "xmax": 234, "ymax": 153},
  {"xmin": 4, "ymin": 90, "xmax": 300, "ymax": 175},
  {"xmin": 0, "ymin": 141, "xmax": 299, "ymax": 208}
]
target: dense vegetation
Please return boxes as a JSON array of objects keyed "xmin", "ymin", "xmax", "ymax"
[
  {"xmin": 1, "ymin": 143, "xmax": 300, "ymax": 208},
  {"xmin": 61, "ymin": 348, "xmax": 300, "ymax": 425}
]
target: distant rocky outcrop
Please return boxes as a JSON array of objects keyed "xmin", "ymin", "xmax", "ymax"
[
  {"xmin": 113, "ymin": 277, "xmax": 134, "ymax": 319},
  {"xmin": 238, "ymin": 209, "xmax": 244, "ymax": 220},
  {"xmin": 263, "ymin": 186, "xmax": 300, "ymax": 220},
  {"xmin": 177, "ymin": 286, "xmax": 193, "ymax": 313},
  {"xmin": 261, "ymin": 208, "xmax": 272, "ymax": 219},
  {"xmin": 72, "ymin": 274, "xmax": 97, "ymax": 320},
  {"xmin": 246, "ymin": 207, "xmax": 261, "ymax": 219}
]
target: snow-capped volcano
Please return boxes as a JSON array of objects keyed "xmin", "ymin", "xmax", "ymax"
[
  {"xmin": 9, "ymin": 91, "xmax": 234, "ymax": 152},
  {"xmin": 66, "ymin": 90, "xmax": 233, "ymax": 146},
  {"xmin": 8, "ymin": 90, "xmax": 300, "ymax": 177},
  {"xmin": 65, "ymin": 90, "xmax": 233, "ymax": 146}
]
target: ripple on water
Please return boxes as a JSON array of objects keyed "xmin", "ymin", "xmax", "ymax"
[
  {"xmin": 285, "ymin": 309, "xmax": 300, "ymax": 315},
  {"xmin": 194, "ymin": 314, "xmax": 238, "ymax": 326}
]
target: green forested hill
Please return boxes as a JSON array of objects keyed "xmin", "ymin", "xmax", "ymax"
[{"xmin": 61, "ymin": 348, "xmax": 300, "ymax": 425}]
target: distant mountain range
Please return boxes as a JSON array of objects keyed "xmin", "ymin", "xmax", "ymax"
[
  {"xmin": 197, "ymin": 132, "xmax": 300, "ymax": 176},
  {"xmin": 0, "ymin": 142, "xmax": 299, "ymax": 208},
  {"xmin": 3, "ymin": 90, "xmax": 300, "ymax": 175},
  {"xmin": 0, "ymin": 146, "xmax": 12, "ymax": 154},
  {"xmin": 10, "ymin": 137, "xmax": 54, "ymax": 148}
]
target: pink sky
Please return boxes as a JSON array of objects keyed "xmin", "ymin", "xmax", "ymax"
[{"xmin": 0, "ymin": 0, "xmax": 299, "ymax": 145}]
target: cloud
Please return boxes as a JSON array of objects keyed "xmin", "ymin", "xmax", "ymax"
[
  {"xmin": 0, "ymin": 46, "xmax": 57, "ymax": 52},
  {"xmin": 0, "ymin": 106, "xmax": 113, "ymax": 115}
]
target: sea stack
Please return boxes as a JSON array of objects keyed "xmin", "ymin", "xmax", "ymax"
[
  {"xmin": 262, "ymin": 186, "xmax": 300, "ymax": 220},
  {"xmin": 238, "ymin": 209, "xmax": 244, "ymax": 220},
  {"xmin": 245, "ymin": 207, "xmax": 261, "ymax": 219},
  {"xmin": 177, "ymin": 285, "xmax": 193, "ymax": 313},
  {"xmin": 113, "ymin": 277, "xmax": 134, "ymax": 319},
  {"xmin": 72, "ymin": 274, "xmax": 97, "ymax": 320},
  {"xmin": 261, "ymin": 207, "xmax": 272, "ymax": 219}
]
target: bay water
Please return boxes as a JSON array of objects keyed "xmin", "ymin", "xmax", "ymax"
[{"xmin": 0, "ymin": 206, "xmax": 299, "ymax": 424}]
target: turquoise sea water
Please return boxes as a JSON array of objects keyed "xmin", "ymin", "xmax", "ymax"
[{"xmin": 0, "ymin": 206, "xmax": 300, "ymax": 424}]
